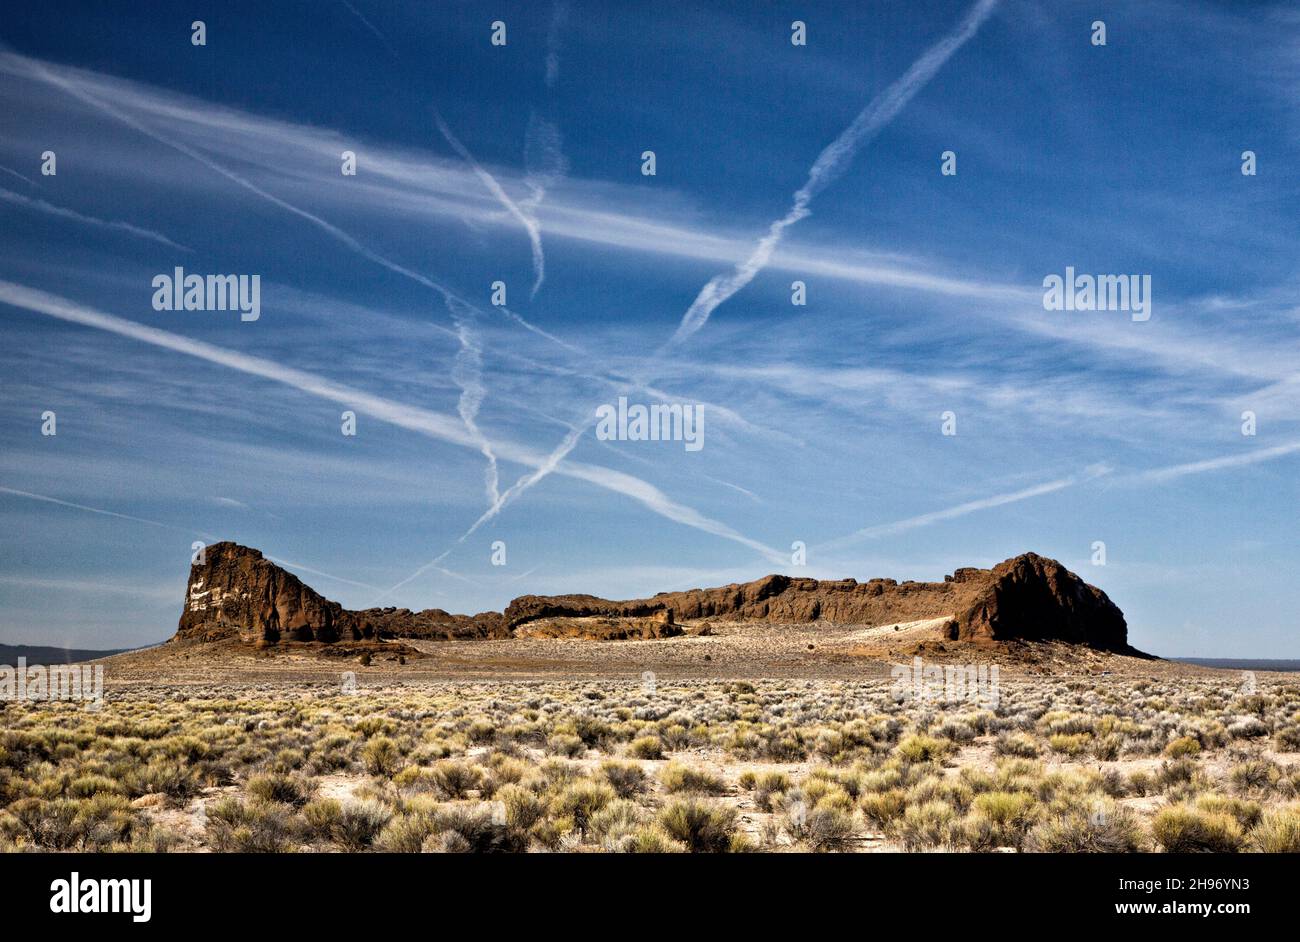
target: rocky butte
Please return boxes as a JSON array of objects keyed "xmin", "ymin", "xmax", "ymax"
[{"xmin": 174, "ymin": 542, "xmax": 1135, "ymax": 653}]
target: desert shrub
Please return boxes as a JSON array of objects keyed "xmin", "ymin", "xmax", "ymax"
[
  {"xmin": 750, "ymin": 771, "xmax": 791, "ymax": 812},
  {"xmin": 1128, "ymin": 770, "xmax": 1154, "ymax": 797},
  {"xmin": 551, "ymin": 780, "xmax": 615, "ymax": 835},
  {"xmin": 1249, "ymin": 806, "xmax": 1300, "ymax": 852},
  {"xmin": 1025, "ymin": 802, "xmax": 1145, "ymax": 853},
  {"xmin": 1230, "ymin": 759, "xmax": 1280, "ymax": 794},
  {"xmin": 204, "ymin": 797, "xmax": 296, "ymax": 853},
  {"xmin": 269, "ymin": 747, "xmax": 305, "ymax": 772},
  {"xmin": 1227, "ymin": 717, "xmax": 1270, "ymax": 739},
  {"xmin": 895, "ymin": 734, "xmax": 952, "ymax": 765},
  {"xmin": 590, "ymin": 799, "xmax": 645, "ymax": 846},
  {"xmin": 1, "ymin": 795, "xmax": 135, "ymax": 850},
  {"xmin": 361, "ymin": 736, "xmax": 401, "ymax": 776},
  {"xmin": 1091, "ymin": 735, "xmax": 1123, "ymax": 761},
  {"xmin": 1274, "ymin": 726, "xmax": 1300, "ymax": 753},
  {"xmin": 598, "ymin": 760, "xmax": 647, "ymax": 798},
  {"xmin": 606, "ymin": 825, "xmax": 686, "ymax": 853},
  {"xmin": 126, "ymin": 758, "xmax": 201, "ymax": 803},
  {"xmin": 891, "ymin": 800, "xmax": 959, "ymax": 852},
  {"xmin": 964, "ymin": 791, "xmax": 1039, "ymax": 849},
  {"xmin": 67, "ymin": 774, "xmax": 124, "ymax": 798},
  {"xmin": 1048, "ymin": 733, "xmax": 1092, "ymax": 757},
  {"xmin": 374, "ymin": 813, "xmax": 438, "ymax": 853},
  {"xmin": 329, "ymin": 799, "xmax": 392, "ymax": 850},
  {"xmin": 1164, "ymin": 736, "xmax": 1201, "ymax": 758},
  {"xmin": 860, "ymin": 789, "xmax": 907, "ymax": 829},
  {"xmin": 1195, "ymin": 794, "xmax": 1262, "ymax": 830},
  {"xmin": 1156, "ymin": 758, "xmax": 1198, "ymax": 790},
  {"xmin": 657, "ymin": 798, "xmax": 738, "ymax": 853},
  {"xmin": 301, "ymin": 798, "xmax": 343, "ymax": 841},
  {"xmin": 906, "ymin": 775, "xmax": 974, "ymax": 813},
  {"xmin": 495, "ymin": 784, "xmax": 545, "ymax": 833},
  {"xmin": 429, "ymin": 804, "xmax": 522, "ymax": 853},
  {"xmin": 430, "ymin": 761, "xmax": 483, "ymax": 800},
  {"xmin": 628, "ymin": 736, "xmax": 664, "ymax": 760},
  {"xmin": 1152, "ymin": 804, "xmax": 1244, "ymax": 853},
  {"xmin": 784, "ymin": 804, "xmax": 856, "ymax": 852},
  {"xmin": 246, "ymin": 772, "xmax": 314, "ymax": 808},
  {"xmin": 659, "ymin": 762, "xmax": 727, "ymax": 796},
  {"xmin": 546, "ymin": 734, "xmax": 585, "ymax": 758}
]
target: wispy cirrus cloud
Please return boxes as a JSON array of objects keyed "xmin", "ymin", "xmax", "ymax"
[
  {"xmin": 818, "ymin": 463, "xmax": 1111, "ymax": 550},
  {"xmin": 0, "ymin": 279, "xmax": 785, "ymax": 566}
]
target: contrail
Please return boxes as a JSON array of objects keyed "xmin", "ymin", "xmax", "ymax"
[
  {"xmin": 0, "ymin": 485, "xmax": 383, "ymax": 593},
  {"xmin": 0, "ymin": 186, "xmax": 191, "ymax": 251},
  {"xmin": 454, "ymin": 0, "xmax": 1002, "ymax": 529},
  {"xmin": 0, "ymin": 484, "xmax": 211, "ymax": 537},
  {"xmin": 338, "ymin": 0, "xmax": 398, "ymax": 59},
  {"xmin": 263, "ymin": 555, "xmax": 386, "ymax": 593},
  {"xmin": 446, "ymin": 296, "xmax": 501, "ymax": 506},
  {"xmin": 522, "ymin": 111, "xmax": 568, "ymax": 229},
  {"xmin": 5, "ymin": 49, "xmax": 536, "ymax": 499},
  {"xmin": 0, "ymin": 163, "xmax": 33, "ymax": 186},
  {"xmin": 545, "ymin": 1, "xmax": 570, "ymax": 88},
  {"xmin": 1133, "ymin": 440, "xmax": 1300, "ymax": 483},
  {"xmin": 0, "ymin": 279, "xmax": 783, "ymax": 566},
  {"xmin": 818, "ymin": 464, "xmax": 1110, "ymax": 550},
  {"xmin": 435, "ymin": 109, "xmax": 547, "ymax": 299},
  {"xmin": 667, "ymin": 0, "xmax": 999, "ymax": 348}
]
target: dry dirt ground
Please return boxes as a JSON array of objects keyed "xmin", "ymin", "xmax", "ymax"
[
  {"xmin": 108, "ymin": 617, "xmax": 1203, "ymax": 685},
  {"xmin": 3, "ymin": 623, "xmax": 1299, "ymax": 853}
]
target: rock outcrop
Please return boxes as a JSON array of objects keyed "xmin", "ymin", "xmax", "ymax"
[
  {"xmin": 175, "ymin": 543, "xmax": 505, "ymax": 644},
  {"xmin": 174, "ymin": 544, "xmax": 1130, "ymax": 652},
  {"xmin": 954, "ymin": 552, "xmax": 1128, "ymax": 649}
]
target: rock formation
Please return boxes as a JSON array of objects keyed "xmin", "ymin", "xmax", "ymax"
[
  {"xmin": 175, "ymin": 542, "xmax": 505, "ymax": 644},
  {"xmin": 174, "ymin": 543, "xmax": 1130, "ymax": 652}
]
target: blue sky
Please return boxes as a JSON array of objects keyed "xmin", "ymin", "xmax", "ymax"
[{"xmin": 1, "ymin": 1, "xmax": 1297, "ymax": 655}]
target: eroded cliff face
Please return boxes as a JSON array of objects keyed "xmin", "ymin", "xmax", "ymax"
[
  {"xmin": 175, "ymin": 543, "xmax": 1129, "ymax": 652},
  {"xmin": 175, "ymin": 543, "xmax": 505, "ymax": 643}
]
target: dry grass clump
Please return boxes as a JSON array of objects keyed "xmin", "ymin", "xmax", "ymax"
[
  {"xmin": 657, "ymin": 798, "xmax": 742, "ymax": 852},
  {"xmin": 1152, "ymin": 804, "xmax": 1244, "ymax": 853}
]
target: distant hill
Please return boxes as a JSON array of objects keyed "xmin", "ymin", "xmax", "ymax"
[
  {"xmin": 0, "ymin": 643, "xmax": 131, "ymax": 667},
  {"xmin": 1173, "ymin": 658, "xmax": 1300, "ymax": 673}
]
